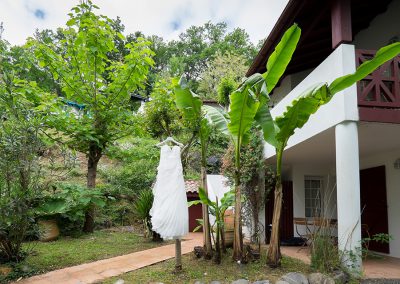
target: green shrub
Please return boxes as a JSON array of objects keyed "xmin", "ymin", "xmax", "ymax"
[
  {"xmin": 0, "ymin": 68, "xmax": 45, "ymax": 262},
  {"xmin": 96, "ymin": 138, "xmax": 160, "ymax": 227},
  {"xmin": 106, "ymin": 137, "xmax": 159, "ymax": 164},
  {"xmin": 133, "ymin": 189, "xmax": 154, "ymax": 238},
  {"xmin": 217, "ymin": 76, "xmax": 237, "ymax": 107},
  {"xmin": 310, "ymin": 233, "xmax": 340, "ymax": 272},
  {"xmin": 102, "ymin": 137, "xmax": 159, "ymax": 197},
  {"xmin": 35, "ymin": 183, "xmax": 107, "ymax": 235},
  {"xmin": 104, "ymin": 162, "xmax": 157, "ymax": 196},
  {"xmin": 97, "ymin": 199, "xmax": 136, "ymax": 228}
]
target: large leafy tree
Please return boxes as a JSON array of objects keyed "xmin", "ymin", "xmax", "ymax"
[
  {"xmin": 143, "ymin": 80, "xmax": 182, "ymax": 139},
  {"xmin": 31, "ymin": 0, "xmax": 154, "ymax": 232},
  {"xmin": 197, "ymin": 51, "xmax": 248, "ymax": 100},
  {"xmin": 167, "ymin": 22, "xmax": 257, "ymax": 89},
  {"xmin": 210, "ymin": 24, "xmax": 400, "ymax": 263}
]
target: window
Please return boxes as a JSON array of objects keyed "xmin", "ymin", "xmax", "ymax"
[{"xmin": 305, "ymin": 176, "xmax": 323, "ymax": 217}]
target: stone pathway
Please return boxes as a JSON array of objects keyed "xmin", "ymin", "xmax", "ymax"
[{"xmin": 16, "ymin": 233, "xmax": 202, "ymax": 284}]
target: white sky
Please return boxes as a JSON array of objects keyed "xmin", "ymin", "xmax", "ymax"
[{"xmin": 0, "ymin": 0, "xmax": 288, "ymax": 46}]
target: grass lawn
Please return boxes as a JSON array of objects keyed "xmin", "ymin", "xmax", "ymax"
[
  {"xmin": 102, "ymin": 248, "xmax": 311, "ymax": 284},
  {"xmin": 23, "ymin": 230, "xmax": 168, "ymax": 274}
]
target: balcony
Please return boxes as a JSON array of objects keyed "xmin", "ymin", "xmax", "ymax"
[{"xmin": 356, "ymin": 49, "xmax": 400, "ymax": 123}]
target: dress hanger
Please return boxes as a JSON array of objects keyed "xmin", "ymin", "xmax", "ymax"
[{"xmin": 156, "ymin": 136, "xmax": 184, "ymax": 148}]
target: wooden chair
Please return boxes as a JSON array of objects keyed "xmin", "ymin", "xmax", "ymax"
[
  {"xmin": 294, "ymin": 217, "xmax": 338, "ymax": 248},
  {"xmin": 294, "ymin": 217, "xmax": 313, "ymax": 246}
]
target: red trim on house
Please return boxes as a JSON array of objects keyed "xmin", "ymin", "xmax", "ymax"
[
  {"xmin": 356, "ymin": 49, "xmax": 400, "ymax": 123},
  {"xmin": 359, "ymin": 107, "xmax": 400, "ymax": 124},
  {"xmin": 331, "ymin": 0, "xmax": 352, "ymax": 49}
]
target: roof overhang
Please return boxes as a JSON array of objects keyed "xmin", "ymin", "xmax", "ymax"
[{"xmin": 247, "ymin": 0, "xmax": 392, "ymax": 78}]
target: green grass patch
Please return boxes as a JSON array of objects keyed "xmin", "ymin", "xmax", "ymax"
[
  {"xmin": 103, "ymin": 248, "xmax": 311, "ymax": 284},
  {"xmin": 24, "ymin": 230, "xmax": 168, "ymax": 274}
]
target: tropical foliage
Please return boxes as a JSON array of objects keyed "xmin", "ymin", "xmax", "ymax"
[
  {"xmin": 133, "ymin": 189, "xmax": 154, "ymax": 239},
  {"xmin": 221, "ymin": 129, "xmax": 266, "ymax": 244},
  {"xmin": 173, "ymin": 77, "xmax": 215, "ymax": 258},
  {"xmin": 189, "ymin": 188, "xmax": 235, "ymax": 264},
  {"xmin": 210, "ymin": 23, "xmax": 400, "ymax": 265}
]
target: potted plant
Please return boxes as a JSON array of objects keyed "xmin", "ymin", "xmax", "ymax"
[{"xmin": 35, "ymin": 184, "xmax": 106, "ymax": 241}]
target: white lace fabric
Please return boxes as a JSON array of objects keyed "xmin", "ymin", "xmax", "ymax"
[{"xmin": 150, "ymin": 145, "xmax": 189, "ymax": 239}]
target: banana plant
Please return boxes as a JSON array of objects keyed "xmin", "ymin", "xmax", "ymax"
[
  {"xmin": 188, "ymin": 187, "xmax": 235, "ymax": 264},
  {"xmin": 174, "ymin": 77, "xmax": 228, "ymax": 259},
  {"xmin": 259, "ymin": 40, "xmax": 400, "ymax": 269},
  {"xmin": 205, "ymin": 23, "xmax": 400, "ymax": 266}
]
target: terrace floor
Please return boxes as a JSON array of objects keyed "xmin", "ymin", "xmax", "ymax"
[{"xmin": 281, "ymin": 246, "xmax": 400, "ymax": 279}]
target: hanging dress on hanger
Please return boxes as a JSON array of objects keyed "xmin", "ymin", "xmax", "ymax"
[{"xmin": 150, "ymin": 144, "xmax": 188, "ymax": 239}]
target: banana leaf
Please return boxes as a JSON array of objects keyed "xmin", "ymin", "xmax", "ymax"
[
  {"xmin": 263, "ymin": 24, "xmax": 301, "ymax": 93},
  {"xmin": 275, "ymin": 42, "xmax": 400, "ymax": 146}
]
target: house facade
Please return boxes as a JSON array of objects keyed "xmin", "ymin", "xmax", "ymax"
[{"xmin": 248, "ymin": 0, "xmax": 400, "ymax": 270}]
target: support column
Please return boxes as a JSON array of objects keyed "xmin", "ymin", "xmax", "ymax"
[
  {"xmin": 331, "ymin": 0, "xmax": 352, "ymax": 49},
  {"xmin": 335, "ymin": 121, "xmax": 362, "ymax": 272}
]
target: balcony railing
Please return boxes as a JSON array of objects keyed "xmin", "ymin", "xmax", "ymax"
[{"xmin": 356, "ymin": 49, "xmax": 400, "ymax": 108}]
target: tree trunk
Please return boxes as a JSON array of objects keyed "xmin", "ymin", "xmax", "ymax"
[
  {"xmin": 252, "ymin": 204, "xmax": 259, "ymax": 243},
  {"xmin": 214, "ymin": 198, "xmax": 221, "ymax": 264},
  {"xmin": 221, "ymin": 221, "xmax": 226, "ymax": 254},
  {"xmin": 83, "ymin": 143, "xmax": 102, "ymax": 233},
  {"xmin": 256, "ymin": 164, "xmax": 265, "ymax": 248},
  {"xmin": 201, "ymin": 166, "xmax": 213, "ymax": 259},
  {"xmin": 175, "ymin": 239, "xmax": 182, "ymax": 271},
  {"xmin": 233, "ymin": 179, "xmax": 243, "ymax": 261},
  {"xmin": 266, "ymin": 179, "xmax": 282, "ymax": 267}
]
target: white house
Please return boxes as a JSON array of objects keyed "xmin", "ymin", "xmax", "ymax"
[{"xmin": 248, "ymin": 0, "xmax": 400, "ymax": 271}]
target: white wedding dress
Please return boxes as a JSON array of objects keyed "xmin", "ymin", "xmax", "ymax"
[{"xmin": 150, "ymin": 145, "xmax": 188, "ymax": 239}]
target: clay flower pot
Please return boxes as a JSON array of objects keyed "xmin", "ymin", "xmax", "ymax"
[{"xmin": 38, "ymin": 219, "xmax": 60, "ymax": 242}]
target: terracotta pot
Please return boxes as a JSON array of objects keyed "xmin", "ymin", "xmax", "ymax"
[
  {"xmin": 224, "ymin": 209, "xmax": 234, "ymax": 231},
  {"xmin": 38, "ymin": 219, "xmax": 60, "ymax": 242},
  {"xmin": 0, "ymin": 266, "xmax": 12, "ymax": 277},
  {"xmin": 224, "ymin": 229, "xmax": 234, "ymax": 247}
]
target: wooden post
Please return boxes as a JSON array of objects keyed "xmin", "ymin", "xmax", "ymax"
[
  {"xmin": 175, "ymin": 239, "xmax": 182, "ymax": 271},
  {"xmin": 331, "ymin": 0, "xmax": 352, "ymax": 49}
]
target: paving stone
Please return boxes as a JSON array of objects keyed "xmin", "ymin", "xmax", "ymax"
[
  {"xmin": 210, "ymin": 281, "xmax": 222, "ymax": 284},
  {"xmin": 280, "ymin": 272, "xmax": 309, "ymax": 284},
  {"xmin": 253, "ymin": 280, "xmax": 270, "ymax": 284},
  {"xmin": 276, "ymin": 281, "xmax": 290, "ymax": 284},
  {"xmin": 308, "ymin": 273, "xmax": 334, "ymax": 284},
  {"xmin": 361, "ymin": 280, "xmax": 400, "ymax": 284},
  {"xmin": 232, "ymin": 279, "xmax": 250, "ymax": 284},
  {"xmin": 332, "ymin": 269, "xmax": 350, "ymax": 284}
]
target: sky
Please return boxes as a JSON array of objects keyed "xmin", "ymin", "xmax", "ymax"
[{"xmin": 0, "ymin": 0, "xmax": 288, "ymax": 46}]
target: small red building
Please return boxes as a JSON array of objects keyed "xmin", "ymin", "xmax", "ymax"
[{"xmin": 185, "ymin": 180, "xmax": 203, "ymax": 232}]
